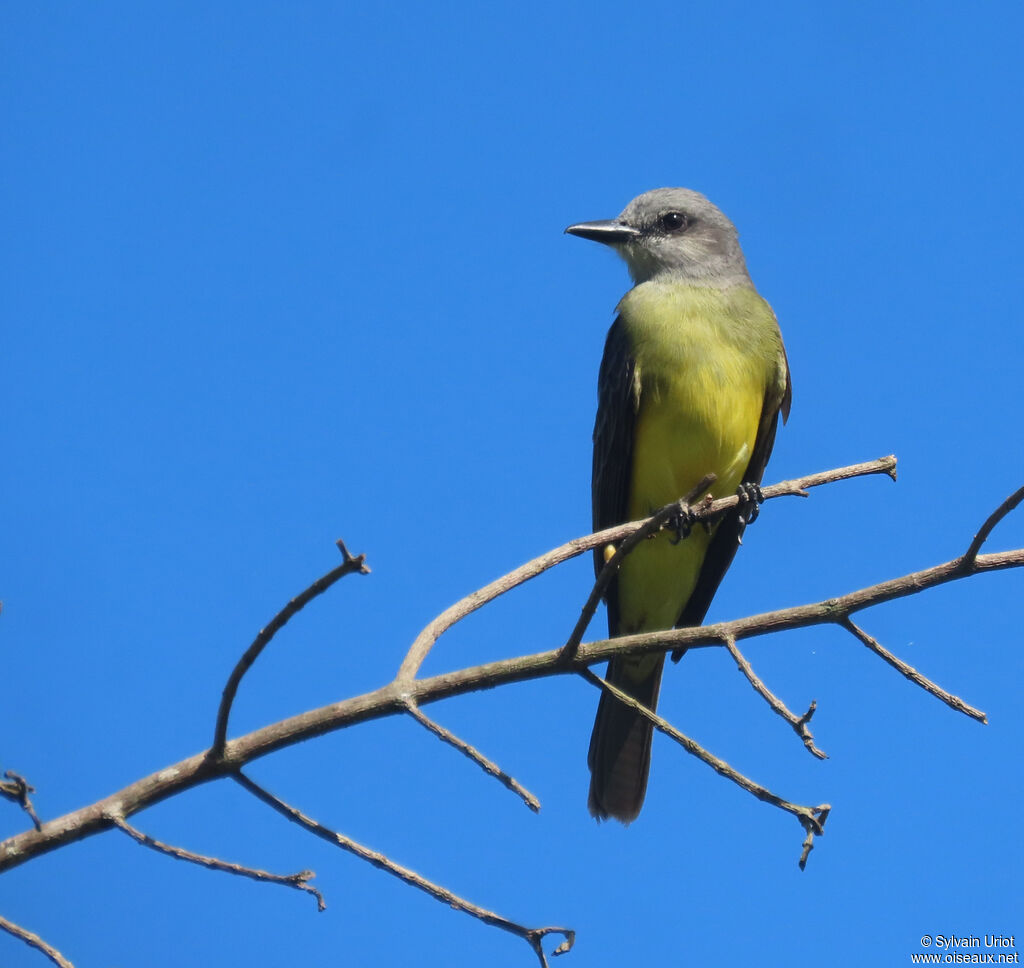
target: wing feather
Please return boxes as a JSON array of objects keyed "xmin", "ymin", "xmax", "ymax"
[{"xmin": 591, "ymin": 317, "xmax": 638, "ymax": 635}]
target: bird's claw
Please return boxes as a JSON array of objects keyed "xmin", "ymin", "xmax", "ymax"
[
  {"xmin": 667, "ymin": 504, "xmax": 699, "ymax": 544},
  {"xmin": 736, "ymin": 482, "xmax": 764, "ymax": 526}
]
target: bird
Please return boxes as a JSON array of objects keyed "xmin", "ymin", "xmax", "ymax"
[{"xmin": 566, "ymin": 188, "xmax": 791, "ymax": 823}]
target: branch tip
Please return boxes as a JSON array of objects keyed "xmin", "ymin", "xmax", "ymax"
[
  {"xmin": 112, "ymin": 814, "xmax": 325, "ymax": 910},
  {"xmin": 213, "ymin": 543, "xmax": 371, "ymax": 754},
  {"xmin": 721, "ymin": 637, "xmax": 827, "ymax": 759},
  {"xmin": 581, "ymin": 669, "xmax": 823, "ymax": 831},
  {"xmin": 336, "ymin": 537, "xmax": 371, "ymax": 574},
  {"xmin": 1, "ymin": 771, "xmax": 42, "ymax": 830},
  {"xmin": 841, "ymin": 619, "xmax": 986, "ymax": 723},
  {"xmin": 235, "ymin": 772, "xmax": 566, "ymax": 963},
  {"xmin": 527, "ymin": 926, "xmax": 576, "ymax": 965}
]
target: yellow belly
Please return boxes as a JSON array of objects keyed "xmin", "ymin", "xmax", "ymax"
[{"xmin": 615, "ymin": 285, "xmax": 769, "ymax": 634}]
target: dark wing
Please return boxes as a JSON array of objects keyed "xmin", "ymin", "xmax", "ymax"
[
  {"xmin": 587, "ymin": 317, "xmax": 656, "ymax": 820},
  {"xmin": 591, "ymin": 317, "xmax": 639, "ymax": 635},
  {"xmin": 675, "ymin": 344, "xmax": 792, "ymax": 631}
]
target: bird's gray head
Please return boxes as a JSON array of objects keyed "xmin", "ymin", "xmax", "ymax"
[{"xmin": 566, "ymin": 188, "xmax": 750, "ymax": 287}]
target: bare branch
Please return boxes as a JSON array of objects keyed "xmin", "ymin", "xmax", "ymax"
[
  {"xmin": 963, "ymin": 483, "xmax": 1024, "ymax": 563},
  {"xmin": 405, "ymin": 700, "xmax": 540, "ymax": 812},
  {"xmin": 561, "ymin": 474, "xmax": 717, "ymax": 661},
  {"xmin": 0, "ymin": 914, "xmax": 74, "ymax": 968},
  {"xmin": 3, "ymin": 463, "xmax": 1018, "ymax": 887},
  {"xmin": 1, "ymin": 771, "xmax": 42, "ymax": 831},
  {"xmin": 840, "ymin": 619, "xmax": 987, "ymax": 723},
  {"xmin": 212, "ymin": 538, "xmax": 370, "ymax": 756},
  {"xmin": 576, "ymin": 546, "xmax": 1023, "ymax": 667},
  {"xmin": 111, "ymin": 814, "xmax": 325, "ymax": 911},
  {"xmin": 399, "ymin": 456, "xmax": 898, "ymax": 682},
  {"xmin": 233, "ymin": 772, "xmax": 572, "ymax": 966},
  {"xmin": 578, "ymin": 669, "xmax": 829, "ymax": 866},
  {"xmin": 721, "ymin": 636, "xmax": 827, "ymax": 759},
  {"xmin": 3, "ymin": 545, "xmax": 1020, "ymax": 876},
  {"xmin": 0, "ymin": 455, "xmax": 1010, "ymax": 961}
]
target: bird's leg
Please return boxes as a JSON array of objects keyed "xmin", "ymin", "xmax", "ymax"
[{"xmin": 736, "ymin": 482, "xmax": 764, "ymax": 526}]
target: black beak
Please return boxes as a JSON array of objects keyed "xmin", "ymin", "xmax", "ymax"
[{"xmin": 564, "ymin": 219, "xmax": 641, "ymax": 245}]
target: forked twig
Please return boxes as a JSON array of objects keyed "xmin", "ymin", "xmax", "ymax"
[
  {"xmin": 721, "ymin": 636, "xmax": 827, "ymax": 758},
  {"xmin": 798, "ymin": 804, "xmax": 832, "ymax": 870},
  {"xmin": 234, "ymin": 772, "xmax": 573, "ymax": 966},
  {"xmin": 111, "ymin": 814, "xmax": 325, "ymax": 910}
]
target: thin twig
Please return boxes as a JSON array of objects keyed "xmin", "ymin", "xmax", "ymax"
[
  {"xmin": 561, "ymin": 474, "xmax": 717, "ymax": 661},
  {"xmin": 399, "ymin": 456, "xmax": 898, "ymax": 682},
  {"xmin": 234, "ymin": 772, "xmax": 572, "ymax": 966},
  {"xmin": 1, "ymin": 771, "xmax": 42, "ymax": 830},
  {"xmin": 405, "ymin": 701, "xmax": 540, "ymax": 812},
  {"xmin": 577, "ymin": 668, "xmax": 829, "ymax": 866},
  {"xmin": 0, "ymin": 914, "xmax": 74, "ymax": 968},
  {"xmin": 963, "ymin": 483, "xmax": 1024, "ymax": 563},
  {"xmin": 110, "ymin": 814, "xmax": 325, "ymax": 910},
  {"xmin": 721, "ymin": 636, "xmax": 827, "ymax": 759},
  {"xmin": 212, "ymin": 539, "xmax": 369, "ymax": 756},
  {"xmin": 840, "ymin": 619, "xmax": 987, "ymax": 723}
]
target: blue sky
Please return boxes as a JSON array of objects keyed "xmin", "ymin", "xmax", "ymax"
[{"xmin": 2, "ymin": 2, "xmax": 1022, "ymax": 966}]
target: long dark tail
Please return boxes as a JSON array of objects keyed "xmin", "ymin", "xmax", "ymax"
[{"xmin": 587, "ymin": 653, "xmax": 665, "ymax": 823}]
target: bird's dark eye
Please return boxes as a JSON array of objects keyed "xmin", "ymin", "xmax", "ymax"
[{"xmin": 660, "ymin": 211, "xmax": 689, "ymax": 232}]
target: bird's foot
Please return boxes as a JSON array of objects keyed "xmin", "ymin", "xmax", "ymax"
[
  {"xmin": 667, "ymin": 503, "xmax": 699, "ymax": 544},
  {"xmin": 736, "ymin": 482, "xmax": 764, "ymax": 527}
]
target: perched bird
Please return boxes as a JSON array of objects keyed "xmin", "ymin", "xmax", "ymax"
[{"xmin": 566, "ymin": 188, "xmax": 791, "ymax": 822}]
